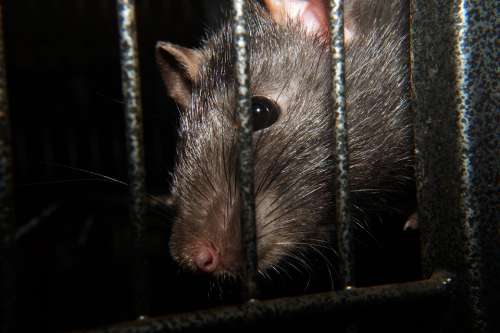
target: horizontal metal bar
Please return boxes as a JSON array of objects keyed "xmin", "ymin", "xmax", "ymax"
[
  {"xmin": 116, "ymin": 0, "xmax": 148, "ymax": 317},
  {"xmin": 233, "ymin": 0, "xmax": 258, "ymax": 300},
  {"xmin": 76, "ymin": 272, "xmax": 454, "ymax": 333}
]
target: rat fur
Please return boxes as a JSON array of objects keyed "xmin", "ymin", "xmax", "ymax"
[{"xmin": 156, "ymin": 0, "xmax": 413, "ymax": 279}]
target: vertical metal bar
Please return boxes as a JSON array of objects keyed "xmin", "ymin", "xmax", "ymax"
[
  {"xmin": 0, "ymin": 1, "xmax": 15, "ymax": 332},
  {"xmin": 329, "ymin": 0, "xmax": 354, "ymax": 289},
  {"xmin": 233, "ymin": 0, "xmax": 258, "ymax": 300},
  {"xmin": 116, "ymin": 0, "xmax": 148, "ymax": 317},
  {"xmin": 412, "ymin": 0, "xmax": 499, "ymax": 332},
  {"xmin": 453, "ymin": 1, "xmax": 500, "ymax": 332}
]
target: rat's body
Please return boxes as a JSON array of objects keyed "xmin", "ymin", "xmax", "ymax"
[{"xmin": 157, "ymin": 0, "xmax": 413, "ymax": 279}]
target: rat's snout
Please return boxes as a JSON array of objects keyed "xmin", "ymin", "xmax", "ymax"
[
  {"xmin": 192, "ymin": 241, "xmax": 220, "ymax": 273},
  {"xmin": 186, "ymin": 228, "xmax": 242, "ymax": 275},
  {"xmin": 170, "ymin": 191, "xmax": 244, "ymax": 276}
]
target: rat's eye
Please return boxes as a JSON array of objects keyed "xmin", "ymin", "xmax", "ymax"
[{"xmin": 251, "ymin": 96, "xmax": 280, "ymax": 131}]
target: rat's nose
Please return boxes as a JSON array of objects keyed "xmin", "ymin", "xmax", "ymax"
[{"xmin": 193, "ymin": 242, "xmax": 220, "ymax": 273}]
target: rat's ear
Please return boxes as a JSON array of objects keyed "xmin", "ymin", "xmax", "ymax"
[
  {"xmin": 263, "ymin": 0, "xmax": 354, "ymax": 45},
  {"xmin": 263, "ymin": 0, "xmax": 329, "ymax": 37},
  {"xmin": 156, "ymin": 41, "xmax": 203, "ymax": 110}
]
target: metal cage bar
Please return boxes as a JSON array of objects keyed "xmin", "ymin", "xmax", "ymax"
[
  {"xmin": 412, "ymin": 0, "xmax": 499, "ymax": 332},
  {"xmin": 329, "ymin": 0, "xmax": 354, "ymax": 288},
  {"xmin": 70, "ymin": 0, "xmax": 488, "ymax": 331},
  {"xmin": 0, "ymin": 1, "xmax": 15, "ymax": 332},
  {"xmin": 76, "ymin": 272, "xmax": 454, "ymax": 333},
  {"xmin": 4, "ymin": 0, "xmax": 496, "ymax": 331},
  {"xmin": 116, "ymin": 0, "xmax": 149, "ymax": 317},
  {"xmin": 233, "ymin": 0, "xmax": 259, "ymax": 300}
]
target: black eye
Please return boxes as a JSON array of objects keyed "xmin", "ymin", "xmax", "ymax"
[{"xmin": 251, "ymin": 96, "xmax": 280, "ymax": 132}]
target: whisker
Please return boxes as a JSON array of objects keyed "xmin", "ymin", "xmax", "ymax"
[
  {"xmin": 258, "ymin": 228, "xmax": 308, "ymax": 240},
  {"xmin": 15, "ymin": 202, "xmax": 61, "ymax": 241},
  {"xmin": 42, "ymin": 162, "xmax": 128, "ymax": 186},
  {"xmin": 276, "ymin": 241, "xmax": 337, "ymax": 290},
  {"xmin": 257, "ymin": 268, "xmax": 271, "ymax": 281},
  {"xmin": 18, "ymin": 178, "xmax": 121, "ymax": 187},
  {"xmin": 95, "ymin": 92, "xmax": 125, "ymax": 105},
  {"xmin": 275, "ymin": 240, "xmax": 336, "ymax": 255},
  {"xmin": 38, "ymin": 162, "xmax": 175, "ymax": 221}
]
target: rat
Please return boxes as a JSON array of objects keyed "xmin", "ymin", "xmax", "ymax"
[{"xmin": 155, "ymin": 0, "xmax": 414, "ymax": 280}]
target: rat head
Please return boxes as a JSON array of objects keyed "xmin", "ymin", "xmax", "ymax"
[
  {"xmin": 157, "ymin": 1, "xmax": 336, "ymax": 277},
  {"xmin": 156, "ymin": 0, "xmax": 411, "ymax": 278}
]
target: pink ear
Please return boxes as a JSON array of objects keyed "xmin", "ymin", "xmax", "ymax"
[
  {"xmin": 264, "ymin": 0, "xmax": 328, "ymax": 34},
  {"xmin": 264, "ymin": 0, "xmax": 353, "ymax": 44}
]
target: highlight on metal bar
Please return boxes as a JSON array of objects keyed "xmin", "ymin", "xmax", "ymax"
[
  {"xmin": 412, "ymin": 0, "xmax": 499, "ymax": 332},
  {"xmin": 0, "ymin": 1, "xmax": 16, "ymax": 332},
  {"xmin": 77, "ymin": 272, "xmax": 455, "ymax": 333},
  {"xmin": 328, "ymin": 0, "xmax": 354, "ymax": 288},
  {"xmin": 453, "ymin": 3, "xmax": 500, "ymax": 332},
  {"xmin": 232, "ymin": 0, "xmax": 259, "ymax": 300},
  {"xmin": 116, "ymin": 0, "xmax": 148, "ymax": 317}
]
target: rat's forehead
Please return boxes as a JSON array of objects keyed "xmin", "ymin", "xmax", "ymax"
[
  {"xmin": 194, "ymin": 17, "xmax": 329, "ymax": 112},
  {"xmin": 193, "ymin": 51, "xmax": 328, "ymax": 119}
]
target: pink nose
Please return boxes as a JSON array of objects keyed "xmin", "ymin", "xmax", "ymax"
[{"xmin": 193, "ymin": 243, "xmax": 219, "ymax": 273}]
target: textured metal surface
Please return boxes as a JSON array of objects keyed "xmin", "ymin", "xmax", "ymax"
[
  {"xmin": 328, "ymin": 0, "xmax": 354, "ymax": 288},
  {"xmin": 412, "ymin": 0, "xmax": 499, "ymax": 332},
  {"xmin": 76, "ymin": 272, "xmax": 454, "ymax": 333},
  {"xmin": 0, "ymin": 1, "xmax": 15, "ymax": 332},
  {"xmin": 116, "ymin": 0, "xmax": 148, "ymax": 317},
  {"xmin": 233, "ymin": 0, "xmax": 258, "ymax": 300},
  {"xmin": 453, "ymin": 1, "xmax": 500, "ymax": 332}
]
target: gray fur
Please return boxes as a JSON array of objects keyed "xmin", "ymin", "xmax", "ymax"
[{"xmin": 166, "ymin": 0, "xmax": 413, "ymax": 277}]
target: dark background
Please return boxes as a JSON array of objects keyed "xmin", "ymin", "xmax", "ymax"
[{"xmin": 5, "ymin": 1, "xmax": 420, "ymax": 332}]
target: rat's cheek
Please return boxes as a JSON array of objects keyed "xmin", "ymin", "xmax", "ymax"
[{"xmin": 254, "ymin": 192, "xmax": 290, "ymax": 268}]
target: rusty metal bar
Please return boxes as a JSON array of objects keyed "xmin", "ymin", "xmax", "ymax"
[
  {"xmin": 329, "ymin": 0, "xmax": 354, "ymax": 288},
  {"xmin": 233, "ymin": 0, "xmax": 258, "ymax": 300},
  {"xmin": 116, "ymin": 0, "xmax": 148, "ymax": 317},
  {"xmin": 412, "ymin": 0, "xmax": 499, "ymax": 332},
  {"xmin": 0, "ymin": 1, "xmax": 15, "ymax": 332},
  {"xmin": 76, "ymin": 272, "xmax": 454, "ymax": 333}
]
